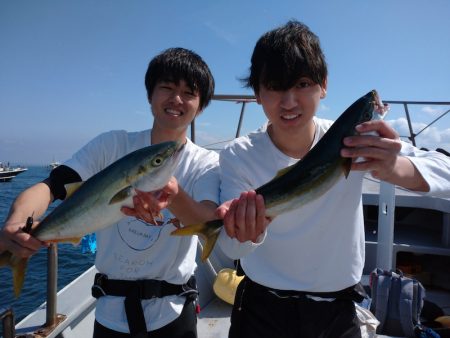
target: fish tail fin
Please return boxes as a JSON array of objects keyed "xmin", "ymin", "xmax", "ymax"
[
  {"xmin": 10, "ymin": 256, "xmax": 29, "ymax": 297},
  {"xmin": 171, "ymin": 219, "xmax": 223, "ymax": 261},
  {"xmin": 200, "ymin": 229, "xmax": 221, "ymax": 262}
]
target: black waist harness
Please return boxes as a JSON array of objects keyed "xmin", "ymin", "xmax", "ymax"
[
  {"xmin": 246, "ymin": 276, "xmax": 367, "ymax": 303},
  {"xmin": 92, "ymin": 273, "xmax": 198, "ymax": 338},
  {"xmin": 235, "ymin": 260, "xmax": 367, "ymax": 303}
]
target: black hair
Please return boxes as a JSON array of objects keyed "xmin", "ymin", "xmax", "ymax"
[
  {"xmin": 145, "ymin": 47, "xmax": 215, "ymax": 111},
  {"xmin": 243, "ymin": 20, "xmax": 327, "ymax": 94}
]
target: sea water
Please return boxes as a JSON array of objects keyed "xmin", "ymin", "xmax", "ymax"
[{"xmin": 0, "ymin": 166, "xmax": 95, "ymax": 330}]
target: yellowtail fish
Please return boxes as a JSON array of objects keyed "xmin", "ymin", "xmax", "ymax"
[
  {"xmin": 1, "ymin": 141, "xmax": 182, "ymax": 296},
  {"xmin": 172, "ymin": 90, "xmax": 388, "ymax": 261}
]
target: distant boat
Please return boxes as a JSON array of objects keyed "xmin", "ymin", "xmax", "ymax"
[
  {"xmin": 0, "ymin": 163, "xmax": 28, "ymax": 182},
  {"xmin": 48, "ymin": 161, "xmax": 61, "ymax": 170}
]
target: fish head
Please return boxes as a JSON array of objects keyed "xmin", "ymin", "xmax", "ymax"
[
  {"xmin": 130, "ymin": 140, "xmax": 184, "ymax": 192},
  {"xmin": 356, "ymin": 90, "xmax": 389, "ymax": 126},
  {"xmin": 327, "ymin": 90, "xmax": 389, "ymax": 141}
]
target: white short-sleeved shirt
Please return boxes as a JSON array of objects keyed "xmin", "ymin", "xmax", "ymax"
[
  {"xmin": 64, "ymin": 129, "xmax": 219, "ymax": 332},
  {"xmin": 218, "ymin": 117, "xmax": 450, "ymax": 292}
]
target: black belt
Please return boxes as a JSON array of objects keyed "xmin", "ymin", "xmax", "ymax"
[
  {"xmin": 92, "ymin": 273, "xmax": 198, "ymax": 338},
  {"xmin": 246, "ymin": 277, "xmax": 367, "ymax": 303}
]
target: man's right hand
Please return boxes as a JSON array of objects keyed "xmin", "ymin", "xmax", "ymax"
[
  {"xmin": 0, "ymin": 220, "xmax": 44, "ymax": 258},
  {"xmin": 121, "ymin": 176, "xmax": 179, "ymax": 224},
  {"xmin": 217, "ymin": 190, "xmax": 270, "ymax": 243}
]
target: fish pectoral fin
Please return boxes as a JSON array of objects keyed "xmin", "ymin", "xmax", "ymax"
[
  {"xmin": 171, "ymin": 219, "xmax": 223, "ymax": 261},
  {"xmin": 10, "ymin": 255, "xmax": 30, "ymax": 297},
  {"xmin": 109, "ymin": 186, "xmax": 133, "ymax": 205},
  {"xmin": 64, "ymin": 182, "xmax": 84, "ymax": 199},
  {"xmin": 46, "ymin": 237, "xmax": 83, "ymax": 245},
  {"xmin": 342, "ymin": 158, "xmax": 352, "ymax": 178}
]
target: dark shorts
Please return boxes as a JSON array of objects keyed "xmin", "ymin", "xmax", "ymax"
[
  {"xmin": 93, "ymin": 299, "xmax": 197, "ymax": 338},
  {"xmin": 229, "ymin": 278, "xmax": 362, "ymax": 338}
]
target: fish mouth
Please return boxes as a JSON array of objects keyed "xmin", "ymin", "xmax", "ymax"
[
  {"xmin": 176, "ymin": 140, "xmax": 185, "ymax": 153},
  {"xmin": 171, "ymin": 141, "xmax": 185, "ymax": 162},
  {"xmin": 371, "ymin": 90, "xmax": 389, "ymax": 118}
]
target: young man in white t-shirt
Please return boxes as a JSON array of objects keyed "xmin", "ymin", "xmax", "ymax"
[
  {"xmin": 2, "ymin": 48, "xmax": 219, "ymax": 338},
  {"xmin": 216, "ymin": 21, "xmax": 450, "ymax": 338}
]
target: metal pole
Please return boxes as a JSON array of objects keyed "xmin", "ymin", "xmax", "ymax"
[
  {"xmin": 414, "ymin": 108, "xmax": 450, "ymax": 139},
  {"xmin": 46, "ymin": 243, "xmax": 58, "ymax": 326},
  {"xmin": 0, "ymin": 308, "xmax": 15, "ymax": 338},
  {"xmin": 190, "ymin": 119, "xmax": 196, "ymax": 143},
  {"xmin": 376, "ymin": 181, "xmax": 396, "ymax": 270},
  {"xmin": 235, "ymin": 102, "xmax": 246, "ymax": 138},
  {"xmin": 403, "ymin": 103, "xmax": 416, "ymax": 146}
]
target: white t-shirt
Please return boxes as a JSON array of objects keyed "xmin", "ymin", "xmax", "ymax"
[
  {"xmin": 218, "ymin": 117, "xmax": 450, "ymax": 292},
  {"xmin": 64, "ymin": 129, "xmax": 219, "ymax": 332}
]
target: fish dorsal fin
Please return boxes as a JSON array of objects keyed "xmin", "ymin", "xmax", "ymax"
[
  {"xmin": 274, "ymin": 163, "xmax": 295, "ymax": 178},
  {"xmin": 342, "ymin": 158, "xmax": 352, "ymax": 178},
  {"xmin": 64, "ymin": 182, "xmax": 84, "ymax": 198},
  {"xmin": 109, "ymin": 186, "xmax": 133, "ymax": 205}
]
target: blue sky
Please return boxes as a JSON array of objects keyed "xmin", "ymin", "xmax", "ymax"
[{"xmin": 1, "ymin": 0, "xmax": 450, "ymax": 165}]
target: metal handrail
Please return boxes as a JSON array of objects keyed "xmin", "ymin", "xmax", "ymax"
[
  {"xmin": 191, "ymin": 95, "xmax": 450, "ymax": 149},
  {"xmin": 0, "ymin": 308, "xmax": 15, "ymax": 338},
  {"xmin": 410, "ymin": 108, "xmax": 450, "ymax": 144},
  {"xmin": 384, "ymin": 100, "xmax": 450, "ymax": 146},
  {"xmin": 0, "ymin": 247, "xmax": 59, "ymax": 338},
  {"xmin": 46, "ymin": 244, "xmax": 58, "ymax": 327}
]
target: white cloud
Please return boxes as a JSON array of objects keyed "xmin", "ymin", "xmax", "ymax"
[
  {"xmin": 196, "ymin": 121, "xmax": 212, "ymax": 127},
  {"xmin": 203, "ymin": 21, "xmax": 236, "ymax": 45},
  {"xmin": 422, "ymin": 106, "xmax": 443, "ymax": 117},
  {"xmin": 319, "ymin": 103, "xmax": 330, "ymax": 112},
  {"xmin": 387, "ymin": 117, "xmax": 450, "ymax": 151}
]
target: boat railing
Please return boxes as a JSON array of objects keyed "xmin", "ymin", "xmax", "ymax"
[
  {"xmin": 190, "ymin": 95, "xmax": 257, "ymax": 145},
  {"xmin": 383, "ymin": 100, "xmax": 450, "ymax": 147},
  {"xmin": 195, "ymin": 95, "xmax": 450, "ymax": 150},
  {"xmin": 1, "ymin": 244, "xmax": 66, "ymax": 337},
  {"xmin": 0, "ymin": 308, "xmax": 15, "ymax": 338}
]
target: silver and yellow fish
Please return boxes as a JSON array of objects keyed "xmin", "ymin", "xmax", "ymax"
[
  {"xmin": 1, "ymin": 140, "xmax": 182, "ymax": 296},
  {"xmin": 172, "ymin": 90, "xmax": 388, "ymax": 261}
]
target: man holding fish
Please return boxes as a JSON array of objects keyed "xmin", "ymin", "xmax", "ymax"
[
  {"xmin": 1, "ymin": 48, "xmax": 219, "ymax": 338},
  {"xmin": 212, "ymin": 21, "xmax": 450, "ymax": 338}
]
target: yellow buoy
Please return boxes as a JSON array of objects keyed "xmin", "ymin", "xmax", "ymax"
[{"xmin": 213, "ymin": 268, "xmax": 245, "ymax": 305}]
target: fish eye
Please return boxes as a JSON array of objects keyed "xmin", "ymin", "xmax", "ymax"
[{"xmin": 152, "ymin": 156, "xmax": 163, "ymax": 166}]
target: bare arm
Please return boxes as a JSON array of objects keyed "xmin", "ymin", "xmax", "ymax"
[
  {"xmin": 341, "ymin": 120, "xmax": 429, "ymax": 192},
  {"xmin": 169, "ymin": 189, "xmax": 217, "ymax": 224},
  {"xmin": 1, "ymin": 182, "xmax": 53, "ymax": 257}
]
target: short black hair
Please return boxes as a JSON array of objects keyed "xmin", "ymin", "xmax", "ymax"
[
  {"xmin": 243, "ymin": 20, "xmax": 327, "ymax": 94},
  {"xmin": 145, "ymin": 47, "xmax": 215, "ymax": 111}
]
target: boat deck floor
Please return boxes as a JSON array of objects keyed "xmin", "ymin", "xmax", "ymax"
[{"xmin": 12, "ymin": 269, "xmax": 449, "ymax": 338}]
